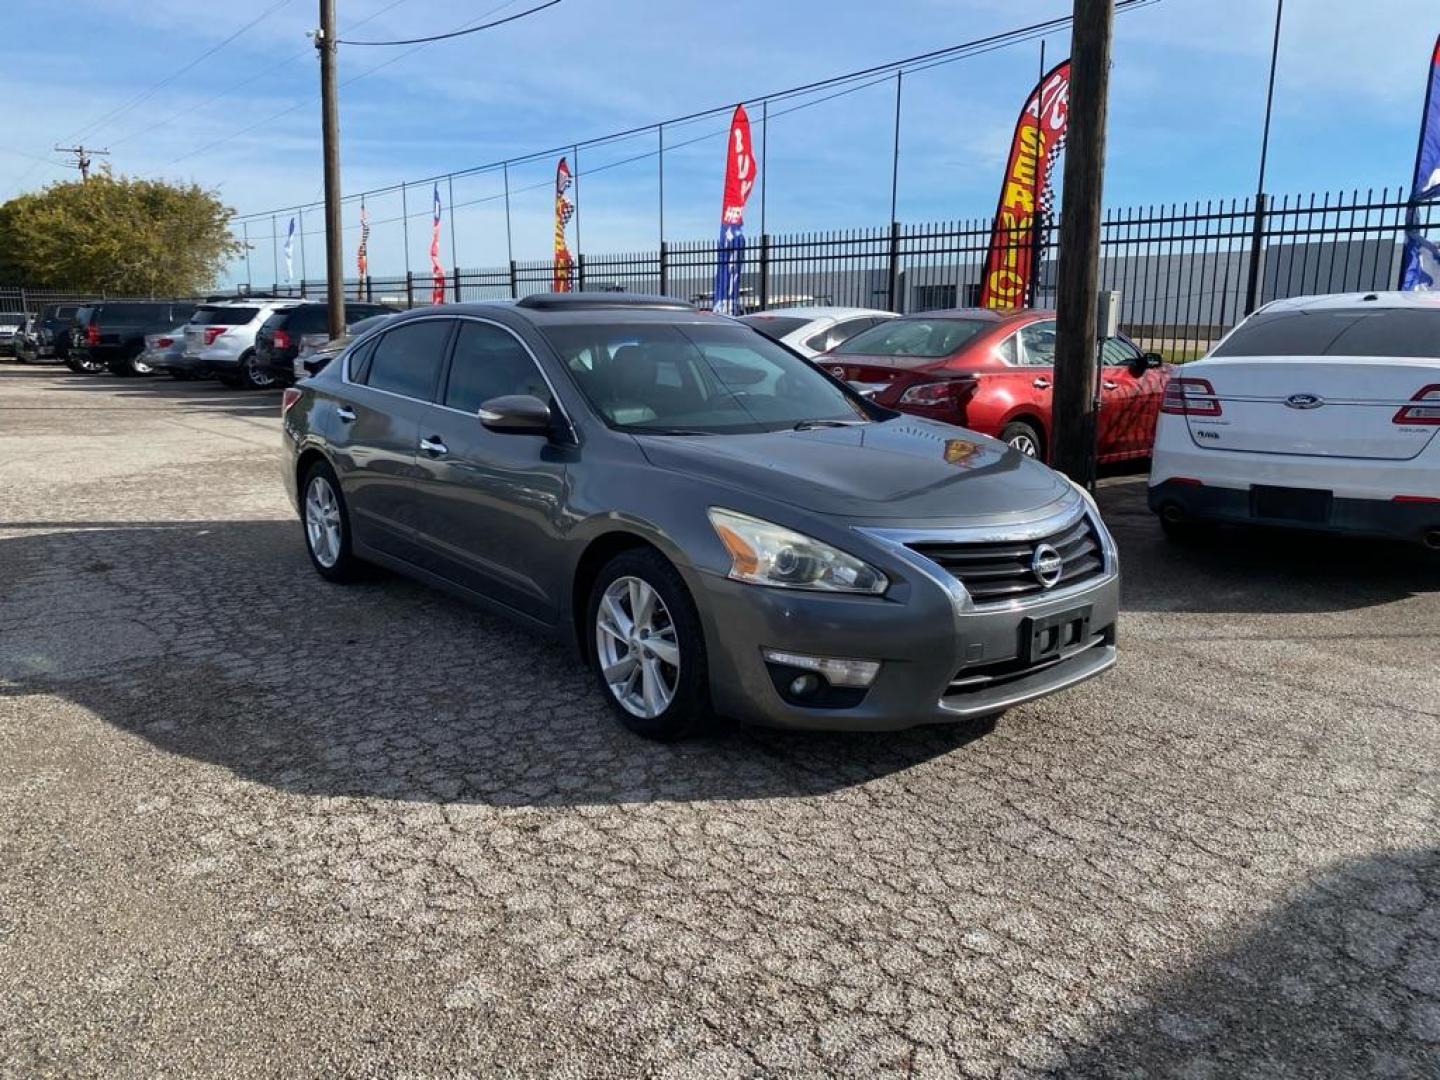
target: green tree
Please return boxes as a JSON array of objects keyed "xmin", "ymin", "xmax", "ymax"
[{"xmin": 0, "ymin": 170, "xmax": 242, "ymax": 295}]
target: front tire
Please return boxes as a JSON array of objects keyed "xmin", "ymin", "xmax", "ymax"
[
  {"xmin": 588, "ymin": 549, "xmax": 710, "ymax": 741},
  {"xmin": 1000, "ymin": 420, "xmax": 1044, "ymax": 460},
  {"xmin": 301, "ymin": 460, "xmax": 362, "ymax": 583}
]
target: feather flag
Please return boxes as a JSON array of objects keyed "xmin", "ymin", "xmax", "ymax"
[
  {"xmin": 357, "ymin": 202, "xmax": 371, "ymax": 300},
  {"xmin": 283, "ymin": 217, "xmax": 295, "ymax": 282},
  {"xmin": 978, "ymin": 61, "xmax": 1071, "ymax": 309},
  {"xmin": 554, "ymin": 157, "xmax": 574, "ymax": 292},
  {"xmin": 711, "ymin": 105, "xmax": 757, "ymax": 315},
  {"xmin": 1400, "ymin": 35, "xmax": 1440, "ymax": 290},
  {"xmin": 430, "ymin": 184, "xmax": 447, "ymax": 304}
]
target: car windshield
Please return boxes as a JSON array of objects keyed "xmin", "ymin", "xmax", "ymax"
[
  {"xmin": 541, "ymin": 320, "xmax": 874, "ymax": 434},
  {"xmin": 738, "ymin": 315, "xmax": 810, "ymax": 340},
  {"xmin": 1212, "ymin": 307, "xmax": 1440, "ymax": 359},
  {"xmin": 833, "ymin": 317, "xmax": 991, "ymax": 358},
  {"xmin": 191, "ymin": 306, "xmax": 259, "ymax": 326},
  {"xmin": 0, "ymin": 312, "xmax": 28, "ymax": 326}
]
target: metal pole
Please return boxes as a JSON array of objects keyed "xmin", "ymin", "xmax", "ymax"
[
  {"xmin": 1051, "ymin": 0, "xmax": 1113, "ymax": 488},
  {"xmin": 760, "ymin": 100, "xmax": 768, "ymax": 238},
  {"xmin": 401, "ymin": 183, "xmax": 411, "ymax": 279},
  {"xmin": 319, "ymin": 0, "xmax": 345, "ymax": 336},
  {"xmin": 889, "ymin": 72, "xmax": 903, "ymax": 224},
  {"xmin": 298, "ymin": 206, "xmax": 308, "ymax": 293},
  {"xmin": 1245, "ymin": 0, "xmax": 1284, "ymax": 314},
  {"xmin": 270, "ymin": 214, "xmax": 279, "ymax": 286},
  {"xmin": 572, "ymin": 144, "xmax": 582, "ymax": 256},
  {"xmin": 242, "ymin": 221, "xmax": 253, "ymax": 289},
  {"xmin": 448, "ymin": 174, "xmax": 458, "ymax": 274},
  {"xmin": 503, "ymin": 162, "xmax": 514, "ymax": 266},
  {"xmin": 1029, "ymin": 40, "xmax": 1047, "ymax": 308},
  {"xmin": 658, "ymin": 124, "xmax": 665, "ymax": 247}
]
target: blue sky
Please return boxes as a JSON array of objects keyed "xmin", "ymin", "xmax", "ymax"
[{"xmin": 2, "ymin": 0, "xmax": 1435, "ymax": 286}]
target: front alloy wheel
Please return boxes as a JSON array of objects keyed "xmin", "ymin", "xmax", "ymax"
[
  {"xmin": 596, "ymin": 576, "xmax": 681, "ymax": 719},
  {"xmin": 305, "ymin": 474, "xmax": 344, "ymax": 568}
]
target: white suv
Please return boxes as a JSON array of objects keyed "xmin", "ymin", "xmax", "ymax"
[{"xmin": 181, "ymin": 299, "xmax": 302, "ymax": 389}]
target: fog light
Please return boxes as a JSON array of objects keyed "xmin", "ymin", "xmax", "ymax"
[
  {"xmin": 763, "ymin": 650, "xmax": 881, "ymax": 688},
  {"xmin": 789, "ymin": 674, "xmax": 821, "ymax": 697}
]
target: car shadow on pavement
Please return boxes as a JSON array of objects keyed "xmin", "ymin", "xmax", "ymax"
[
  {"xmin": 0, "ymin": 520, "xmax": 991, "ymax": 807},
  {"xmin": 1097, "ymin": 474, "xmax": 1440, "ymax": 614},
  {"xmin": 1059, "ymin": 845, "xmax": 1439, "ymax": 1078}
]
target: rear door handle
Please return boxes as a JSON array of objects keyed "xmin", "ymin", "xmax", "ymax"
[
  {"xmin": 335, "ymin": 405, "xmax": 356, "ymax": 423},
  {"xmin": 420, "ymin": 436, "xmax": 448, "ymax": 457},
  {"xmin": 1102, "ymin": 380, "xmax": 1120, "ymax": 391},
  {"xmin": 1032, "ymin": 377, "xmax": 1051, "ymax": 390}
]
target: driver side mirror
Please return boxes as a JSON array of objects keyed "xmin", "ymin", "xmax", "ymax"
[
  {"xmin": 479, "ymin": 394, "xmax": 553, "ymax": 435},
  {"xmin": 1143, "ymin": 351, "xmax": 1164, "ymax": 368}
]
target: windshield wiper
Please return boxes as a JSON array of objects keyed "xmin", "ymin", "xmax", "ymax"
[
  {"xmin": 792, "ymin": 419, "xmax": 866, "ymax": 431},
  {"xmin": 632, "ymin": 428, "xmax": 719, "ymax": 436}
]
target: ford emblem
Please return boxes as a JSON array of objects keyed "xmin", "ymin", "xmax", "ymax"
[{"xmin": 1284, "ymin": 393, "xmax": 1324, "ymax": 410}]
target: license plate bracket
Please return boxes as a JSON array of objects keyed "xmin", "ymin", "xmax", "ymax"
[
  {"xmin": 1022, "ymin": 606, "xmax": 1093, "ymax": 665},
  {"xmin": 1250, "ymin": 485, "xmax": 1332, "ymax": 524}
]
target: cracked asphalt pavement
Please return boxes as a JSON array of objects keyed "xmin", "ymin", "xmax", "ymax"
[{"xmin": 1, "ymin": 365, "xmax": 1438, "ymax": 1078}]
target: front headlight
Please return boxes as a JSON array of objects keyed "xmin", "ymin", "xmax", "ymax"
[{"xmin": 707, "ymin": 508, "xmax": 888, "ymax": 594}]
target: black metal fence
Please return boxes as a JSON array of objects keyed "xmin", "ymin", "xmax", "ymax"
[{"xmin": 4, "ymin": 188, "xmax": 1431, "ymax": 360}]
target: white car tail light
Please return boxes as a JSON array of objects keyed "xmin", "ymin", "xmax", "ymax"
[
  {"xmin": 203, "ymin": 326, "xmax": 227, "ymax": 346},
  {"xmin": 1392, "ymin": 384, "xmax": 1440, "ymax": 425},
  {"xmin": 1160, "ymin": 377, "xmax": 1221, "ymax": 416}
]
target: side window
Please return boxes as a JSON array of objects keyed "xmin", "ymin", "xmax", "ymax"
[
  {"xmin": 347, "ymin": 337, "xmax": 378, "ymax": 383},
  {"xmin": 1017, "ymin": 321, "xmax": 1057, "ymax": 367},
  {"xmin": 443, "ymin": 321, "xmax": 549, "ymax": 414},
  {"xmin": 1100, "ymin": 336, "xmax": 1142, "ymax": 367},
  {"xmin": 995, "ymin": 334, "xmax": 1020, "ymax": 366},
  {"xmin": 803, "ymin": 327, "xmax": 832, "ymax": 353},
  {"xmin": 365, "ymin": 320, "xmax": 452, "ymax": 400},
  {"xmin": 826, "ymin": 318, "xmax": 875, "ymax": 351}
]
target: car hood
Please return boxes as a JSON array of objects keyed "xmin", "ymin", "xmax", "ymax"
[{"xmin": 633, "ymin": 417, "xmax": 1076, "ymax": 524}]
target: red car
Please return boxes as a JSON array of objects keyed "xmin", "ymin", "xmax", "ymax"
[{"xmin": 820, "ymin": 309, "xmax": 1169, "ymax": 464}]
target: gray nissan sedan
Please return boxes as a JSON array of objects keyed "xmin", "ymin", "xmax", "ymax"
[{"xmin": 281, "ymin": 294, "xmax": 1119, "ymax": 740}]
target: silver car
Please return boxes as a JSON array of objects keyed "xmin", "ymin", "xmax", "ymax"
[
  {"xmin": 281, "ymin": 294, "xmax": 1119, "ymax": 740},
  {"xmin": 180, "ymin": 299, "xmax": 301, "ymax": 388}
]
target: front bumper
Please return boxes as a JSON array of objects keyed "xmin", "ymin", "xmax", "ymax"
[
  {"xmin": 1149, "ymin": 479, "xmax": 1440, "ymax": 545},
  {"xmin": 695, "ymin": 503, "xmax": 1120, "ymax": 731}
]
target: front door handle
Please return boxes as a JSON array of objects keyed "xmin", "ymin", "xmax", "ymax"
[
  {"xmin": 420, "ymin": 436, "xmax": 448, "ymax": 457},
  {"xmin": 1102, "ymin": 380, "xmax": 1120, "ymax": 391},
  {"xmin": 335, "ymin": 405, "xmax": 356, "ymax": 423},
  {"xmin": 1032, "ymin": 377, "xmax": 1051, "ymax": 390}
]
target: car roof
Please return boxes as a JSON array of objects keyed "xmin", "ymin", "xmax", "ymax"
[
  {"xmin": 743, "ymin": 306, "xmax": 895, "ymax": 321},
  {"xmin": 899, "ymin": 306, "xmax": 1047, "ymax": 323},
  {"xmin": 1259, "ymin": 290, "xmax": 1440, "ymax": 313}
]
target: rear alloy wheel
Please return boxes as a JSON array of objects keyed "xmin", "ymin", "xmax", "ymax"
[
  {"xmin": 589, "ymin": 550, "xmax": 709, "ymax": 740},
  {"xmin": 68, "ymin": 354, "xmax": 105, "ymax": 375},
  {"xmin": 236, "ymin": 349, "xmax": 275, "ymax": 390},
  {"xmin": 1000, "ymin": 420, "xmax": 1044, "ymax": 460},
  {"xmin": 302, "ymin": 461, "xmax": 362, "ymax": 583},
  {"xmin": 128, "ymin": 353, "xmax": 155, "ymax": 376}
]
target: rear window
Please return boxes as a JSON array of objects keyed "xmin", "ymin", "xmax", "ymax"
[
  {"xmin": 0, "ymin": 312, "xmax": 26, "ymax": 326},
  {"xmin": 738, "ymin": 315, "xmax": 809, "ymax": 340},
  {"xmin": 94, "ymin": 304, "xmax": 169, "ymax": 325},
  {"xmin": 1214, "ymin": 307, "xmax": 1440, "ymax": 359},
  {"xmin": 833, "ymin": 317, "xmax": 991, "ymax": 358},
  {"xmin": 191, "ymin": 306, "xmax": 259, "ymax": 326},
  {"xmin": 270, "ymin": 305, "xmax": 328, "ymax": 333}
]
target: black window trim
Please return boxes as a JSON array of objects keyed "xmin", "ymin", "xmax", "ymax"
[{"xmin": 342, "ymin": 313, "xmax": 575, "ymax": 439}]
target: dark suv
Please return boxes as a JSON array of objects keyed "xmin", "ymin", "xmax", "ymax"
[
  {"xmin": 254, "ymin": 301, "xmax": 394, "ymax": 386},
  {"xmin": 69, "ymin": 300, "xmax": 197, "ymax": 376},
  {"xmin": 23, "ymin": 304, "xmax": 82, "ymax": 364}
]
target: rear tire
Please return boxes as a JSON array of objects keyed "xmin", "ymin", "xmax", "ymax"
[
  {"xmin": 236, "ymin": 349, "xmax": 275, "ymax": 390},
  {"xmin": 587, "ymin": 549, "xmax": 711, "ymax": 741},
  {"xmin": 67, "ymin": 354, "xmax": 105, "ymax": 374},
  {"xmin": 1000, "ymin": 420, "xmax": 1044, "ymax": 460},
  {"xmin": 301, "ymin": 460, "xmax": 363, "ymax": 584}
]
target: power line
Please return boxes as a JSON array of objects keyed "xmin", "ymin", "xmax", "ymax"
[
  {"xmin": 167, "ymin": 0, "xmax": 526, "ymax": 168},
  {"xmin": 337, "ymin": 0, "xmax": 562, "ymax": 45},
  {"xmin": 232, "ymin": 0, "xmax": 1164, "ymax": 225},
  {"xmin": 109, "ymin": 0, "xmax": 415, "ymax": 151}
]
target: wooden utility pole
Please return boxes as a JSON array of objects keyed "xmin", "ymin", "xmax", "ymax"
[
  {"xmin": 318, "ymin": 0, "xmax": 346, "ymax": 338},
  {"xmin": 54, "ymin": 145, "xmax": 109, "ymax": 181},
  {"xmin": 1050, "ymin": 0, "xmax": 1113, "ymax": 487}
]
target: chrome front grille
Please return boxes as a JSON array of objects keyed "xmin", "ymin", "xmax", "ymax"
[{"xmin": 906, "ymin": 514, "xmax": 1105, "ymax": 604}]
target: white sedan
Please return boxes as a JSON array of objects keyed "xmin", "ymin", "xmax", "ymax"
[
  {"xmin": 1149, "ymin": 291, "xmax": 1440, "ymax": 549},
  {"xmin": 739, "ymin": 306, "xmax": 897, "ymax": 358}
]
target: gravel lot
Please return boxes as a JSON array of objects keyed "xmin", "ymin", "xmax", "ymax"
[{"xmin": 1, "ymin": 364, "xmax": 1437, "ymax": 1079}]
